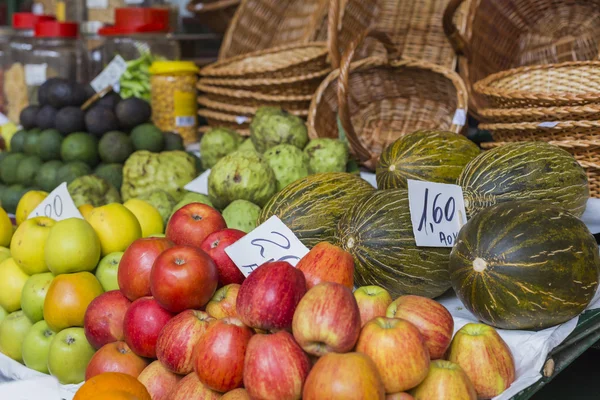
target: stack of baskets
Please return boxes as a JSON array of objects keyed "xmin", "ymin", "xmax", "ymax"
[{"xmin": 474, "ymin": 62, "xmax": 600, "ymax": 197}]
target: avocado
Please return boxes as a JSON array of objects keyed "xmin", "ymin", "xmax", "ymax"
[
  {"xmin": 115, "ymin": 97, "xmax": 152, "ymax": 130},
  {"xmin": 23, "ymin": 130, "xmax": 42, "ymax": 155},
  {"xmin": 2, "ymin": 185, "xmax": 28, "ymax": 214},
  {"xmin": 98, "ymin": 131, "xmax": 134, "ymax": 163},
  {"xmin": 46, "ymin": 79, "xmax": 83, "ymax": 109},
  {"xmin": 10, "ymin": 130, "xmax": 27, "ymax": 153},
  {"xmin": 16, "ymin": 155, "xmax": 43, "ymax": 186},
  {"xmin": 0, "ymin": 153, "xmax": 25, "ymax": 184},
  {"xmin": 94, "ymin": 163, "xmax": 124, "ymax": 190},
  {"xmin": 37, "ymin": 129, "xmax": 63, "ymax": 161},
  {"xmin": 35, "ymin": 105, "xmax": 58, "ymax": 130},
  {"xmin": 83, "ymin": 84, "xmax": 96, "ymax": 102},
  {"xmin": 130, "ymin": 124, "xmax": 165, "ymax": 152},
  {"xmin": 55, "ymin": 106, "xmax": 86, "ymax": 135},
  {"xmin": 38, "ymin": 77, "xmax": 62, "ymax": 107},
  {"xmin": 96, "ymin": 91, "xmax": 122, "ymax": 110},
  {"xmin": 19, "ymin": 105, "xmax": 40, "ymax": 130},
  {"xmin": 56, "ymin": 161, "xmax": 92, "ymax": 185},
  {"xmin": 35, "ymin": 160, "xmax": 63, "ymax": 192},
  {"xmin": 85, "ymin": 105, "xmax": 120, "ymax": 137},
  {"xmin": 164, "ymin": 132, "xmax": 185, "ymax": 151},
  {"xmin": 70, "ymin": 82, "xmax": 88, "ymax": 107}
]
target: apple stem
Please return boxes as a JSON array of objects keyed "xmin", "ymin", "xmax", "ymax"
[
  {"xmin": 192, "ymin": 214, "xmax": 203, "ymax": 221},
  {"xmin": 66, "ymin": 336, "xmax": 75, "ymax": 345}
]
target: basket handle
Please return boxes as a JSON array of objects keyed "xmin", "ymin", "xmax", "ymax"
[
  {"xmin": 442, "ymin": 0, "xmax": 471, "ymax": 59},
  {"xmin": 327, "ymin": 0, "xmax": 342, "ymax": 69},
  {"xmin": 337, "ymin": 30, "xmax": 396, "ymax": 168}
]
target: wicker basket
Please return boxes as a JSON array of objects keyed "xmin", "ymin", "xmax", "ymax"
[
  {"xmin": 198, "ymin": 109, "xmax": 252, "ymax": 133},
  {"xmin": 198, "ymin": 84, "xmax": 312, "ymax": 109},
  {"xmin": 473, "ymin": 62, "xmax": 600, "ymax": 109},
  {"xmin": 186, "ymin": 0, "xmax": 240, "ymax": 34},
  {"xmin": 198, "ymin": 125, "xmax": 250, "ymax": 135},
  {"xmin": 479, "ymin": 120, "xmax": 600, "ymax": 143},
  {"xmin": 198, "ymin": 96, "xmax": 309, "ymax": 117},
  {"xmin": 443, "ymin": 0, "xmax": 600, "ymax": 119},
  {"xmin": 481, "ymin": 140, "xmax": 600, "ymax": 197},
  {"xmin": 480, "ymin": 105, "xmax": 600, "ymax": 123},
  {"xmin": 308, "ymin": 31, "xmax": 469, "ymax": 170}
]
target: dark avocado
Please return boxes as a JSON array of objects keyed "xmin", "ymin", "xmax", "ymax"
[
  {"xmin": 115, "ymin": 97, "xmax": 152, "ymax": 130},
  {"xmin": 19, "ymin": 105, "xmax": 40, "ymax": 130},
  {"xmin": 35, "ymin": 105, "xmax": 58, "ymax": 130},
  {"xmin": 55, "ymin": 106, "xmax": 86, "ymax": 135},
  {"xmin": 84, "ymin": 105, "xmax": 120, "ymax": 137}
]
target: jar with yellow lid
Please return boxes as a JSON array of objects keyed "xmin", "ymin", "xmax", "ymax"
[{"xmin": 149, "ymin": 61, "xmax": 198, "ymax": 145}]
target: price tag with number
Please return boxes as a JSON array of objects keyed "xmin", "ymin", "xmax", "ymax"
[
  {"xmin": 91, "ymin": 55, "xmax": 127, "ymax": 93},
  {"xmin": 407, "ymin": 179, "xmax": 467, "ymax": 247},
  {"xmin": 225, "ymin": 216, "xmax": 309, "ymax": 277},
  {"xmin": 28, "ymin": 183, "xmax": 84, "ymax": 221}
]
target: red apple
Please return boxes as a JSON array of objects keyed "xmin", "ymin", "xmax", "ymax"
[
  {"xmin": 447, "ymin": 323, "xmax": 515, "ymax": 399},
  {"xmin": 169, "ymin": 372, "xmax": 221, "ymax": 400},
  {"xmin": 84, "ymin": 290, "xmax": 131, "ymax": 350},
  {"xmin": 410, "ymin": 360, "xmax": 476, "ymax": 400},
  {"xmin": 354, "ymin": 286, "xmax": 393, "ymax": 327},
  {"xmin": 297, "ymin": 242, "xmax": 354, "ymax": 290},
  {"xmin": 85, "ymin": 341, "xmax": 149, "ymax": 380},
  {"xmin": 156, "ymin": 310, "xmax": 215, "ymax": 375},
  {"xmin": 303, "ymin": 352, "xmax": 385, "ymax": 400},
  {"xmin": 356, "ymin": 317, "xmax": 430, "ymax": 393},
  {"xmin": 222, "ymin": 388, "xmax": 250, "ymax": 399},
  {"xmin": 118, "ymin": 237, "xmax": 174, "ymax": 301},
  {"xmin": 292, "ymin": 282, "xmax": 361, "ymax": 356},
  {"xmin": 123, "ymin": 297, "xmax": 174, "ymax": 358},
  {"xmin": 201, "ymin": 229, "xmax": 246, "ymax": 286},
  {"xmin": 386, "ymin": 295, "xmax": 454, "ymax": 360},
  {"xmin": 236, "ymin": 261, "xmax": 306, "ymax": 332},
  {"xmin": 195, "ymin": 317, "xmax": 253, "ymax": 392},
  {"xmin": 206, "ymin": 284, "xmax": 240, "ymax": 319},
  {"xmin": 244, "ymin": 331, "xmax": 310, "ymax": 400},
  {"xmin": 150, "ymin": 245, "xmax": 219, "ymax": 313},
  {"xmin": 386, "ymin": 393, "xmax": 414, "ymax": 400},
  {"xmin": 139, "ymin": 360, "xmax": 182, "ymax": 400},
  {"xmin": 166, "ymin": 203, "xmax": 227, "ymax": 249}
]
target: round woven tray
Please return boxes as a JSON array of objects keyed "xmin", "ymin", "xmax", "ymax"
[
  {"xmin": 479, "ymin": 120, "xmax": 600, "ymax": 142},
  {"xmin": 198, "ymin": 109, "xmax": 252, "ymax": 133},
  {"xmin": 198, "ymin": 125, "xmax": 250, "ymax": 136},
  {"xmin": 198, "ymin": 83, "xmax": 312, "ymax": 110},
  {"xmin": 480, "ymin": 104, "xmax": 600, "ymax": 123},
  {"xmin": 473, "ymin": 61, "xmax": 600, "ymax": 108},
  {"xmin": 198, "ymin": 96, "xmax": 309, "ymax": 117}
]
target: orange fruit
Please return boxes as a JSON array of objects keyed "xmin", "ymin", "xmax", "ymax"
[{"xmin": 74, "ymin": 372, "xmax": 151, "ymax": 400}]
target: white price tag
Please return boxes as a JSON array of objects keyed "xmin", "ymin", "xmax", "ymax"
[
  {"xmin": 184, "ymin": 170, "xmax": 211, "ymax": 195},
  {"xmin": 91, "ymin": 55, "xmax": 128, "ymax": 93},
  {"xmin": 24, "ymin": 64, "xmax": 47, "ymax": 86},
  {"xmin": 538, "ymin": 121, "xmax": 560, "ymax": 128},
  {"xmin": 28, "ymin": 183, "xmax": 84, "ymax": 221},
  {"xmin": 0, "ymin": 112, "xmax": 9, "ymax": 126},
  {"xmin": 176, "ymin": 116, "xmax": 196, "ymax": 127},
  {"xmin": 407, "ymin": 179, "xmax": 467, "ymax": 247},
  {"xmin": 225, "ymin": 216, "xmax": 310, "ymax": 277},
  {"xmin": 452, "ymin": 108, "xmax": 467, "ymax": 126},
  {"xmin": 87, "ymin": 0, "xmax": 109, "ymax": 8}
]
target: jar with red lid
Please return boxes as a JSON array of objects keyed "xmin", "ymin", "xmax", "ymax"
[
  {"xmin": 99, "ymin": 8, "xmax": 180, "ymax": 101},
  {"xmin": 5, "ymin": 13, "xmax": 55, "ymax": 122}
]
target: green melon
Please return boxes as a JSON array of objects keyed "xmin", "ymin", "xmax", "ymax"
[
  {"xmin": 457, "ymin": 142, "xmax": 589, "ymax": 218},
  {"xmin": 376, "ymin": 130, "xmax": 480, "ymax": 189},
  {"xmin": 257, "ymin": 172, "xmax": 375, "ymax": 248},
  {"xmin": 450, "ymin": 201, "xmax": 599, "ymax": 330},
  {"xmin": 335, "ymin": 189, "xmax": 451, "ymax": 299}
]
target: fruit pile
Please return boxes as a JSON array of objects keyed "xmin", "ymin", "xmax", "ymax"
[{"xmin": 0, "ymin": 77, "xmax": 189, "ymax": 214}]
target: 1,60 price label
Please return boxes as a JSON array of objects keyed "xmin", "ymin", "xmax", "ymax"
[
  {"xmin": 225, "ymin": 216, "xmax": 309, "ymax": 277},
  {"xmin": 28, "ymin": 183, "xmax": 84, "ymax": 221},
  {"xmin": 407, "ymin": 180, "xmax": 467, "ymax": 247}
]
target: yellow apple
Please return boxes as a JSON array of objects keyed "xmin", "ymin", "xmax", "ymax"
[
  {"xmin": 45, "ymin": 218, "xmax": 102, "ymax": 275},
  {"xmin": 10, "ymin": 217, "xmax": 55, "ymax": 275},
  {"xmin": 0, "ymin": 258, "xmax": 30, "ymax": 312}
]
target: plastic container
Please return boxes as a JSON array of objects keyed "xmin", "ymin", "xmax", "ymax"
[
  {"xmin": 81, "ymin": 21, "xmax": 105, "ymax": 81},
  {"xmin": 99, "ymin": 8, "xmax": 181, "ymax": 101},
  {"xmin": 0, "ymin": 27, "xmax": 11, "ymax": 115},
  {"xmin": 5, "ymin": 13, "xmax": 55, "ymax": 122},
  {"xmin": 150, "ymin": 60, "xmax": 199, "ymax": 144}
]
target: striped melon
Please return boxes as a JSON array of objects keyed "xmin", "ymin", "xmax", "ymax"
[
  {"xmin": 457, "ymin": 142, "xmax": 589, "ymax": 218},
  {"xmin": 335, "ymin": 189, "xmax": 451, "ymax": 299},
  {"xmin": 450, "ymin": 201, "xmax": 600, "ymax": 330},
  {"xmin": 257, "ymin": 173, "xmax": 375, "ymax": 248},
  {"xmin": 376, "ymin": 130, "xmax": 480, "ymax": 189}
]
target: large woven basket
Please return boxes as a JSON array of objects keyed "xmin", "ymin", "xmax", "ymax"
[
  {"xmin": 480, "ymin": 105, "xmax": 600, "ymax": 123},
  {"xmin": 198, "ymin": 109, "xmax": 252, "ymax": 133},
  {"xmin": 473, "ymin": 62, "xmax": 600, "ymax": 109},
  {"xmin": 443, "ymin": 0, "xmax": 600, "ymax": 119},
  {"xmin": 481, "ymin": 140, "xmax": 600, "ymax": 198},
  {"xmin": 479, "ymin": 120, "xmax": 600, "ymax": 143},
  {"xmin": 308, "ymin": 31, "xmax": 469, "ymax": 170},
  {"xmin": 186, "ymin": 0, "xmax": 240, "ymax": 34},
  {"xmin": 198, "ymin": 96, "xmax": 309, "ymax": 117},
  {"xmin": 198, "ymin": 83, "xmax": 312, "ymax": 110}
]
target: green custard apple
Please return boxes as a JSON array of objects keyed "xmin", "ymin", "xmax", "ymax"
[
  {"xmin": 200, "ymin": 127, "xmax": 244, "ymax": 170},
  {"xmin": 237, "ymin": 138, "xmax": 256, "ymax": 153},
  {"xmin": 222, "ymin": 200, "xmax": 261, "ymax": 233},
  {"xmin": 250, "ymin": 107, "xmax": 308, "ymax": 153},
  {"xmin": 208, "ymin": 151, "xmax": 277, "ymax": 210},
  {"xmin": 304, "ymin": 138, "xmax": 349, "ymax": 173},
  {"xmin": 67, "ymin": 175, "xmax": 121, "ymax": 207},
  {"xmin": 263, "ymin": 144, "xmax": 310, "ymax": 191}
]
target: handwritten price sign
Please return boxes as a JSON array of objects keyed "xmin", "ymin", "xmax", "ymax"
[
  {"xmin": 28, "ymin": 183, "xmax": 84, "ymax": 221},
  {"xmin": 407, "ymin": 180, "xmax": 467, "ymax": 247},
  {"xmin": 225, "ymin": 216, "xmax": 309, "ymax": 277}
]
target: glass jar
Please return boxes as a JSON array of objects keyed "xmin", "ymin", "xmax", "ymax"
[
  {"xmin": 29, "ymin": 21, "xmax": 85, "ymax": 103},
  {"xmin": 149, "ymin": 61, "xmax": 198, "ymax": 144},
  {"xmin": 6, "ymin": 13, "xmax": 55, "ymax": 122},
  {"xmin": 81, "ymin": 21, "xmax": 105, "ymax": 81},
  {"xmin": 0, "ymin": 27, "xmax": 11, "ymax": 115}
]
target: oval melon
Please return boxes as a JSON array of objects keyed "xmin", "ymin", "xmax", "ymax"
[
  {"xmin": 335, "ymin": 189, "xmax": 451, "ymax": 299},
  {"xmin": 450, "ymin": 201, "xmax": 600, "ymax": 330},
  {"xmin": 376, "ymin": 130, "xmax": 480, "ymax": 189},
  {"xmin": 457, "ymin": 142, "xmax": 589, "ymax": 218},
  {"xmin": 257, "ymin": 173, "xmax": 375, "ymax": 248}
]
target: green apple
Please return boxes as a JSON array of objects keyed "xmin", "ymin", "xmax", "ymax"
[
  {"xmin": 21, "ymin": 272, "xmax": 55, "ymax": 323},
  {"xmin": 148, "ymin": 233, "xmax": 166, "ymax": 238},
  {"xmin": 95, "ymin": 252, "xmax": 123, "ymax": 292},
  {"xmin": 0, "ymin": 246, "xmax": 11, "ymax": 264},
  {"xmin": 0, "ymin": 310, "xmax": 33, "ymax": 362},
  {"xmin": 10, "ymin": 217, "xmax": 55, "ymax": 275},
  {"xmin": 47, "ymin": 327, "xmax": 96, "ymax": 384},
  {"xmin": 45, "ymin": 218, "xmax": 101, "ymax": 275},
  {"xmin": 21, "ymin": 320, "xmax": 56, "ymax": 373},
  {"xmin": 0, "ymin": 305, "xmax": 7, "ymax": 323}
]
